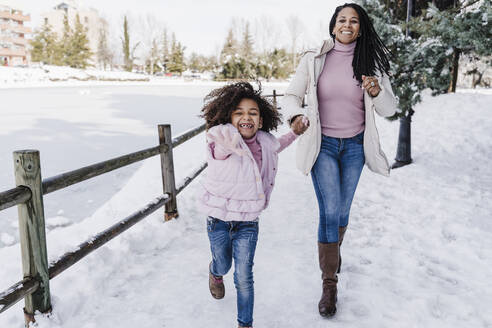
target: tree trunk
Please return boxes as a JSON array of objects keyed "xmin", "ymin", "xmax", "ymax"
[{"xmin": 448, "ymin": 47, "xmax": 460, "ymax": 93}]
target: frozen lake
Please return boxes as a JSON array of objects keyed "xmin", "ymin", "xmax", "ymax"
[{"xmin": 0, "ymin": 84, "xmax": 215, "ymax": 246}]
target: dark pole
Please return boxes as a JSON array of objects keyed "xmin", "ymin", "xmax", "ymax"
[{"xmin": 392, "ymin": 0, "xmax": 414, "ymax": 169}]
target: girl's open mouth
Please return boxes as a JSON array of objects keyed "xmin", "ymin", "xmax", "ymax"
[{"xmin": 239, "ymin": 123, "xmax": 254, "ymax": 129}]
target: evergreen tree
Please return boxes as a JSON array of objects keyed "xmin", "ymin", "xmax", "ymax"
[
  {"xmin": 219, "ymin": 28, "xmax": 242, "ymax": 79},
  {"xmin": 70, "ymin": 14, "xmax": 92, "ymax": 68},
  {"xmin": 161, "ymin": 28, "xmax": 170, "ymax": 73},
  {"xmin": 60, "ymin": 13, "xmax": 73, "ymax": 66},
  {"xmin": 167, "ymin": 33, "xmax": 186, "ymax": 74},
  {"xmin": 240, "ymin": 22, "xmax": 255, "ymax": 78},
  {"xmin": 256, "ymin": 48, "xmax": 291, "ymax": 80},
  {"xmin": 122, "ymin": 16, "xmax": 132, "ymax": 71},
  {"xmin": 30, "ymin": 22, "xmax": 60, "ymax": 65},
  {"xmin": 411, "ymin": 0, "xmax": 492, "ymax": 93},
  {"xmin": 360, "ymin": 0, "xmax": 428, "ymax": 118}
]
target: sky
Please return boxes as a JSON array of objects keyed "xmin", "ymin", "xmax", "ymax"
[{"xmin": 5, "ymin": 0, "xmax": 348, "ymax": 55}]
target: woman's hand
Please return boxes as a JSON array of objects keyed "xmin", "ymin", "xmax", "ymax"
[
  {"xmin": 207, "ymin": 127, "xmax": 246, "ymax": 156},
  {"xmin": 362, "ymin": 75, "xmax": 381, "ymax": 97},
  {"xmin": 291, "ymin": 115, "xmax": 310, "ymax": 135}
]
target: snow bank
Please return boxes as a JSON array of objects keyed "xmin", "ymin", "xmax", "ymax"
[{"xmin": 0, "ymin": 65, "xmax": 149, "ymax": 86}]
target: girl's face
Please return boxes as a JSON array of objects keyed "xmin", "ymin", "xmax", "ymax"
[
  {"xmin": 231, "ymin": 98, "xmax": 262, "ymax": 139},
  {"xmin": 332, "ymin": 7, "xmax": 360, "ymax": 44}
]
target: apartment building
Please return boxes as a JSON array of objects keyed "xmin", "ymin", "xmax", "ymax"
[
  {"xmin": 0, "ymin": 4, "xmax": 31, "ymax": 66},
  {"xmin": 41, "ymin": 1, "xmax": 107, "ymax": 65}
]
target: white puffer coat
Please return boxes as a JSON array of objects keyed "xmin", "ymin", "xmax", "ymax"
[{"xmin": 282, "ymin": 38, "xmax": 398, "ymax": 176}]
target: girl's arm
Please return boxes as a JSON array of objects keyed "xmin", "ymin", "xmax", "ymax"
[
  {"xmin": 207, "ymin": 124, "xmax": 246, "ymax": 160},
  {"xmin": 277, "ymin": 116, "xmax": 309, "ymax": 153},
  {"xmin": 277, "ymin": 130, "xmax": 298, "ymax": 153},
  {"xmin": 208, "ymin": 142, "xmax": 232, "ymax": 160}
]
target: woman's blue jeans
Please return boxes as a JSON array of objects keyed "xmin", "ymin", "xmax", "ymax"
[
  {"xmin": 207, "ymin": 217, "xmax": 259, "ymax": 327},
  {"xmin": 311, "ymin": 132, "xmax": 365, "ymax": 243}
]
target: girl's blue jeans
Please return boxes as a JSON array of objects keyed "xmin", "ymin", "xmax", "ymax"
[
  {"xmin": 207, "ymin": 217, "xmax": 259, "ymax": 327},
  {"xmin": 311, "ymin": 132, "xmax": 365, "ymax": 243}
]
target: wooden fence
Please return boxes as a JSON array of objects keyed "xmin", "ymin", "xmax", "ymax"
[
  {"xmin": 0, "ymin": 123, "xmax": 206, "ymax": 326},
  {"xmin": 0, "ymin": 90, "xmax": 297, "ymax": 326}
]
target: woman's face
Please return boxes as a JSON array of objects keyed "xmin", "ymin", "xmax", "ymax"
[{"xmin": 332, "ymin": 7, "xmax": 360, "ymax": 44}]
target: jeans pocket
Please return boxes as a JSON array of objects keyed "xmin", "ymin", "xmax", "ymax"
[
  {"xmin": 207, "ymin": 216, "xmax": 217, "ymax": 232},
  {"xmin": 353, "ymin": 132, "xmax": 364, "ymax": 145}
]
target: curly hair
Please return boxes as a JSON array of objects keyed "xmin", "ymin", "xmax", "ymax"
[{"xmin": 201, "ymin": 81, "xmax": 282, "ymax": 132}]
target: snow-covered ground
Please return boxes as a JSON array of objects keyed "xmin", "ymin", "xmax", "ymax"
[{"xmin": 0, "ymin": 87, "xmax": 491, "ymax": 327}]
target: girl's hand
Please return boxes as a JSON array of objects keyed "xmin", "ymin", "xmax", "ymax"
[
  {"xmin": 207, "ymin": 127, "xmax": 246, "ymax": 156},
  {"xmin": 291, "ymin": 115, "xmax": 310, "ymax": 135},
  {"xmin": 362, "ymin": 75, "xmax": 381, "ymax": 97}
]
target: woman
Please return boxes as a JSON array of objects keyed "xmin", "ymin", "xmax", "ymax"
[{"xmin": 282, "ymin": 3, "xmax": 397, "ymax": 317}]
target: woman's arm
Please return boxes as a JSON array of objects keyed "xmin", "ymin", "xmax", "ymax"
[
  {"xmin": 370, "ymin": 74, "xmax": 398, "ymax": 117},
  {"xmin": 281, "ymin": 54, "xmax": 311, "ymax": 123}
]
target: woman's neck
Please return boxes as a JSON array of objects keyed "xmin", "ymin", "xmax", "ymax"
[{"xmin": 333, "ymin": 39, "xmax": 356, "ymax": 55}]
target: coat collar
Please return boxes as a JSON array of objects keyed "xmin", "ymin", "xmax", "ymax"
[{"xmin": 316, "ymin": 38, "xmax": 335, "ymax": 57}]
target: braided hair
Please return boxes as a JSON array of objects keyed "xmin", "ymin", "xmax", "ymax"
[{"xmin": 329, "ymin": 3, "xmax": 391, "ymax": 83}]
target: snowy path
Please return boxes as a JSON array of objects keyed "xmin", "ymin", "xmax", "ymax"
[{"xmin": 0, "ymin": 91, "xmax": 491, "ymax": 327}]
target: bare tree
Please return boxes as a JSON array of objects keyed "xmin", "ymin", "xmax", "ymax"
[
  {"xmin": 253, "ymin": 15, "xmax": 281, "ymax": 54},
  {"xmin": 97, "ymin": 19, "xmax": 114, "ymax": 70},
  {"xmin": 137, "ymin": 14, "xmax": 163, "ymax": 75},
  {"xmin": 316, "ymin": 20, "xmax": 331, "ymax": 45},
  {"xmin": 285, "ymin": 15, "xmax": 304, "ymax": 68}
]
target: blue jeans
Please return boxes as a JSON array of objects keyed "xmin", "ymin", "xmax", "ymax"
[
  {"xmin": 311, "ymin": 132, "xmax": 365, "ymax": 243},
  {"xmin": 207, "ymin": 217, "xmax": 259, "ymax": 327}
]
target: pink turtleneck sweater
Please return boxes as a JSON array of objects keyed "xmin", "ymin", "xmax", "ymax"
[{"xmin": 317, "ymin": 39, "xmax": 365, "ymax": 138}]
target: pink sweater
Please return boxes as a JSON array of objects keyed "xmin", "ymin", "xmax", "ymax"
[{"xmin": 317, "ymin": 40, "xmax": 365, "ymax": 138}]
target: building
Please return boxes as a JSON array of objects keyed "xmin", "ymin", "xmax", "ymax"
[
  {"xmin": 0, "ymin": 3, "xmax": 31, "ymax": 66},
  {"xmin": 41, "ymin": 1, "xmax": 107, "ymax": 65}
]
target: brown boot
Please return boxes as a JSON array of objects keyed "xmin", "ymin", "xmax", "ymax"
[
  {"xmin": 209, "ymin": 263, "xmax": 224, "ymax": 299},
  {"xmin": 337, "ymin": 226, "xmax": 347, "ymax": 273},
  {"xmin": 318, "ymin": 242, "xmax": 339, "ymax": 317}
]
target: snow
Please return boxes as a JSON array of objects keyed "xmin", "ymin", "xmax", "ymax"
[
  {"xmin": 0, "ymin": 65, "xmax": 149, "ymax": 86},
  {"xmin": 0, "ymin": 233, "xmax": 15, "ymax": 246},
  {"xmin": 0, "ymin": 84, "xmax": 491, "ymax": 327}
]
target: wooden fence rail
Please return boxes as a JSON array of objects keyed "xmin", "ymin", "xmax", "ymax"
[
  {"xmin": 0, "ymin": 90, "xmax": 288, "ymax": 326},
  {"xmin": 0, "ymin": 186, "xmax": 31, "ymax": 211},
  {"xmin": 42, "ymin": 145, "xmax": 165, "ymax": 196}
]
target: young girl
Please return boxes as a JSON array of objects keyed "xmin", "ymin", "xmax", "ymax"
[{"xmin": 199, "ymin": 82, "xmax": 308, "ymax": 328}]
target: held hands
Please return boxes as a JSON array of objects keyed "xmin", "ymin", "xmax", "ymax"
[
  {"xmin": 207, "ymin": 127, "xmax": 246, "ymax": 156},
  {"xmin": 362, "ymin": 75, "xmax": 381, "ymax": 97},
  {"xmin": 291, "ymin": 115, "xmax": 310, "ymax": 135}
]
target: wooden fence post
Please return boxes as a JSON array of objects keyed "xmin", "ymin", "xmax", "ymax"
[
  {"xmin": 272, "ymin": 89, "xmax": 277, "ymax": 109},
  {"xmin": 158, "ymin": 125, "xmax": 178, "ymax": 221},
  {"xmin": 13, "ymin": 150, "xmax": 51, "ymax": 325}
]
